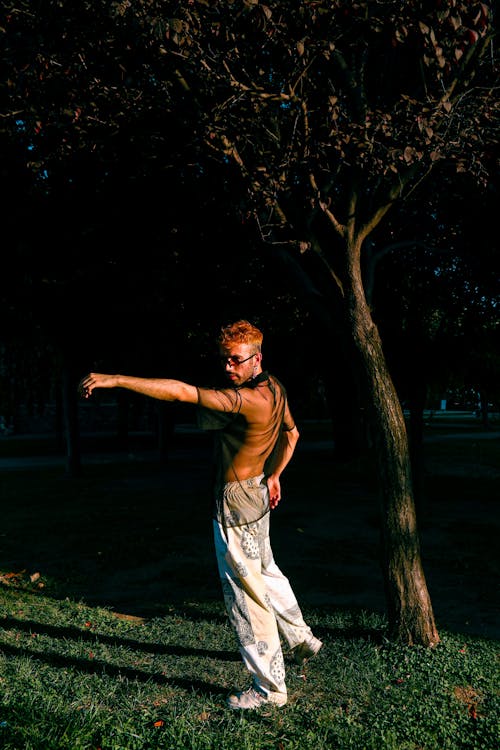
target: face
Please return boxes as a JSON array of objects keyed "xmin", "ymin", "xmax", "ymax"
[{"xmin": 219, "ymin": 343, "xmax": 262, "ymax": 386}]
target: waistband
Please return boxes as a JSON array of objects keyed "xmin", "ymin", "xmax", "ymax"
[{"xmin": 223, "ymin": 473, "xmax": 265, "ymax": 490}]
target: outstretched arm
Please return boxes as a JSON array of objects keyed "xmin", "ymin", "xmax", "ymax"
[
  {"xmin": 79, "ymin": 372, "xmax": 198, "ymax": 403},
  {"xmin": 267, "ymin": 425, "xmax": 300, "ymax": 510}
]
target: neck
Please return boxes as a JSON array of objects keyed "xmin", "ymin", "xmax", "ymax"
[{"xmin": 243, "ymin": 370, "xmax": 269, "ymax": 389}]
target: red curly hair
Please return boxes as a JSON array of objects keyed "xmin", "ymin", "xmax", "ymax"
[{"xmin": 217, "ymin": 320, "xmax": 263, "ymax": 351}]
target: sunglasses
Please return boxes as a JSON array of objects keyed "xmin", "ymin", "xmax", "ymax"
[{"xmin": 219, "ymin": 353, "xmax": 256, "ymax": 367}]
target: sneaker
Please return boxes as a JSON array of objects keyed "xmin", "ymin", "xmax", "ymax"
[
  {"xmin": 227, "ymin": 686, "xmax": 287, "ymax": 710},
  {"xmin": 293, "ymin": 635, "xmax": 323, "ymax": 666}
]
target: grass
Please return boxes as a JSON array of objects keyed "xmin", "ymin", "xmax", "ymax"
[
  {"xmin": 0, "ymin": 586, "xmax": 498, "ymax": 750},
  {"xmin": 0, "ymin": 420, "xmax": 499, "ymax": 749}
]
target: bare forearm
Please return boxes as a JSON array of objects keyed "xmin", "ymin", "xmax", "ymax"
[
  {"xmin": 271, "ymin": 426, "xmax": 300, "ymax": 478},
  {"xmin": 79, "ymin": 372, "xmax": 198, "ymax": 403},
  {"xmin": 267, "ymin": 426, "xmax": 299, "ymax": 509}
]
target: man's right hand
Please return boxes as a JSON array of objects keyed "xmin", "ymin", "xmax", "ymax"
[
  {"xmin": 78, "ymin": 372, "xmax": 117, "ymax": 398},
  {"xmin": 267, "ymin": 475, "xmax": 282, "ymax": 510}
]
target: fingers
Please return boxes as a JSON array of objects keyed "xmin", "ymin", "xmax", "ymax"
[
  {"xmin": 269, "ymin": 489, "xmax": 281, "ymax": 510},
  {"xmin": 78, "ymin": 381, "xmax": 90, "ymax": 398},
  {"xmin": 78, "ymin": 372, "xmax": 115, "ymax": 398},
  {"xmin": 267, "ymin": 476, "xmax": 281, "ymax": 510},
  {"xmin": 78, "ymin": 373, "xmax": 95, "ymax": 398}
]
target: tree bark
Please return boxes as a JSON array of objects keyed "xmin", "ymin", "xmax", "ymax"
[{"xmin": 346, "ymin": 250, "xmax": 439, "ymax": 646}]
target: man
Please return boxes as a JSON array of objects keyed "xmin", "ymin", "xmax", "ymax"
[{"xmin": 79, "ymin": 319, "xmax": 322, "ymax": 710}]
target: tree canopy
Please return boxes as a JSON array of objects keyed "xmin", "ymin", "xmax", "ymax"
[{"xmin": 2, "ymin": 0, "xmax": 498, "ymax": 645}]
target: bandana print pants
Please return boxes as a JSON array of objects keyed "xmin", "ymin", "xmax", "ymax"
[{"xmin": 213, "ymin": 475, "xmax": 316, "ymax": 697}]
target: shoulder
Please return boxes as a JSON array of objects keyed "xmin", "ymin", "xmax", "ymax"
[
  {"xmin": 268, "ymin": 373, "xmax": 286, "ymax": 391},
  {"xmin": 196, "ymin": 385, "xmax": 243, "ymax": 413}
]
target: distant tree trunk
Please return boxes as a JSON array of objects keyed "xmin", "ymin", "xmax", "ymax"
[
  {"xmin": 156, "ymin": 402, "xmax": 176, "ymax": 463},
  {"xmin": 347, "ymin": 248, "xmax": 439, "ymax": 646},
  {"xmin": 272, "ymin": 246, "xmax": 366, "ymax": 460},
  {"xmin": 407, "ymin": 380, "xmax": 428, "ymax": 517},
  {"xmin": 62, "ymin": 359, "xmax": 81, "ymax": 478},
  {"xmin": 323, "ymin": 348, "xmax": 366, "ymax": 461},
  {"xmin": 478, "ymin": 389, "xmax": 490, "ymax": 429},
  {"xmin": 116, "ymin": 391, "xmax": 129, "ymax": 451},
  {"xmin": 54, "ymin": 383, "xmax": 65, "ymax": 453}
]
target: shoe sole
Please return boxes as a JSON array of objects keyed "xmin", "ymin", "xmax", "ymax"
[{"xmin": 227, "ymin": 693, "xmax": 287, "ymax": 709}]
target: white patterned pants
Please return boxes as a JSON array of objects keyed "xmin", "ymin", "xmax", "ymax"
[{"xmin": 213, "ymin": 477, "xmax": 315, "ymax": 697}]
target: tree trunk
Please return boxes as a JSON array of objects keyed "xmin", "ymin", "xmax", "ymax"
[
  {"xmin": 62, "ymin": 358, "xmax": 81, "ymax": 478},
  {"xmin": 347, "ymin": 254, "xmax": 439, "ymax": 646}
]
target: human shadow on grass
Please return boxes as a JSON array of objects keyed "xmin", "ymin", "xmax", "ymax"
[
  {"xmin": 0, "ymin": 615, "xmax": 239, "ymax": 662},
  {"xmin": 0, "ymin": 641, "xmax": 229, "ymax": 697}
]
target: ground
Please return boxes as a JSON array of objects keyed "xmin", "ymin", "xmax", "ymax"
[{"xmin": 1, "ymin": 421, "xmax": 499, "ymax": 642}]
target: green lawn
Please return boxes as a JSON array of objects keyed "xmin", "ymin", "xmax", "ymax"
[
  {"xmin": 0, "ymin": 424, "xmax": 499, "ymax": 749},
  {"xmin": 0, "ymin": 586, "xmax": 498, "ymax": 750}
]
